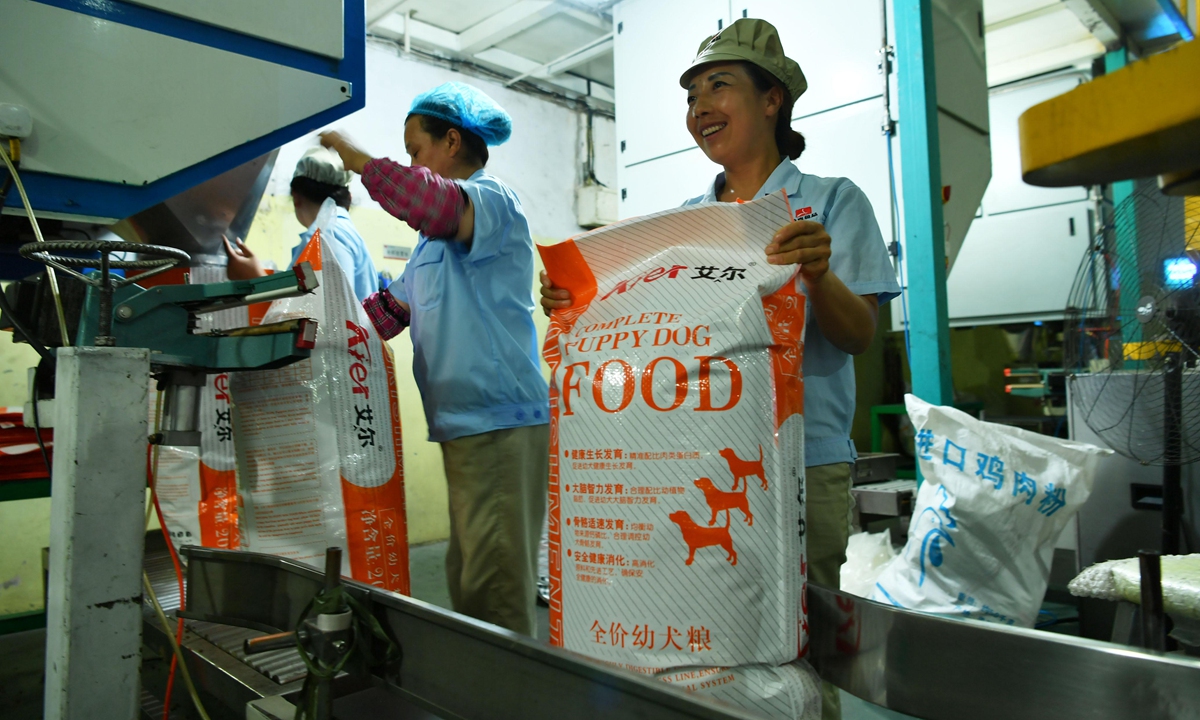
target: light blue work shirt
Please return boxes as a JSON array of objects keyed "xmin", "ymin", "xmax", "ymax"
[
  {"xmin": 387, "ymin": 170, "xmax": 549, "ymax": 443},
  {"xmin": 293, "ymin": 206, "xmax": 379, "ymax": 302},
  {"xmin": 683, "ymin": 159, "xmax": 901, "ymax": 467}
]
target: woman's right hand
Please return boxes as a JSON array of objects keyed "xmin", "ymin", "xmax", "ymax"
[
  {"xmin": 539, "ymin": 270, "xmax": 573, "ymax": 317},
  {"xmin": 223, "ymin": 235, "xmax": 267, "ymax": 281}
]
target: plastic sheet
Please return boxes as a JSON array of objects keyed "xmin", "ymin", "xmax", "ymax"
[
  {"xmin": 840, "ymin": 531, "xmax": 896, "ymax": 598},
  {"xmin": 872, "ymin": 395, "xmax": 1110, "ymax": 627}
]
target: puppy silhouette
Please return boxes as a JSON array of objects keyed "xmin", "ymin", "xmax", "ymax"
[
  {"xmin": 719, "ymin": 446, "xmax": 766, "ymax": 491},
  {"xmin": 669, "ymin": 510, "xmax": 737, "ymax": 566},
  {"xmin": 694, "ymin": 477, "xmax": 753, "ymax": 526}
]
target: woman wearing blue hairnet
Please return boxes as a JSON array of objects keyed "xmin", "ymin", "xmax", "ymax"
[
  {"xmin": 321, "ymin": 82, "xmax": 548, "ymax": 637},
  {"xmin": 224, "ymin": 147, "xmax": 380, "ymax": 302}
]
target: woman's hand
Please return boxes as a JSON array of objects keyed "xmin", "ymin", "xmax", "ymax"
[
  {"xmin": 765, "ymin": 219, "xmax": 831, "ymax": 285},
  {"xmin": 223, "ymin": 235, "xmax": 267, "ymax": 281},
  {"xmin": 319, "ymin": 131, "xmax": 372, "ymax": 175},
  {"xmin": 539, "ymin": 270, "xmax": 573, "ymax": 317}
]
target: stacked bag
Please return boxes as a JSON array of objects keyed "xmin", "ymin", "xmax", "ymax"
[{"xmin": 540, "ymin": 194, "xmax": 818, "ymax": 719}]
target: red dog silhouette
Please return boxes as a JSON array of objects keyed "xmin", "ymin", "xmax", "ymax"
[
  {"xmin": 695, "ymin": 477, "xmax": 753, "ymax": 526},
  {"xmin": 719, "ymin": 446, "xmax": 766, "ymax": 491},
  {"xmin": 669, "ymin": 510, "xmax": 737, "ymax": 566}
]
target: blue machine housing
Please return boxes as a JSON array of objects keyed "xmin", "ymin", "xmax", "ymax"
[{"xmin": 3, "ymin": 0, "xmax": 366, "ymax": 223}]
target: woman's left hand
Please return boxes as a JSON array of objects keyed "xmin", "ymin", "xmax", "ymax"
[
  {"xmin": 765, "ymin": 220, "xmax": 831, "ymax": 284},
  {"xmin": 318, "ymin": 131, "xmax": 372, "ymax": 175}
]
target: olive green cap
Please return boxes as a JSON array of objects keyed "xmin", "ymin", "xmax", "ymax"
[{"xmin": 679, "ymin": 18, "xmax": 807, "ymax": 103}]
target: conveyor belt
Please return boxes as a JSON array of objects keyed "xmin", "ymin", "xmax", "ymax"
[{"xmin": 143, "ymin": 550, "xmax": 308, "ymax": 687}]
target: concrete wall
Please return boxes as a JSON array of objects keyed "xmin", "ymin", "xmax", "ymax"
[{"xmin": 0, "ymin": 43, "xmax": 616, "ymax": 616}]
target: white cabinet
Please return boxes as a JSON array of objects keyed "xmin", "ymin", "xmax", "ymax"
[
  {"xmin": 618, "ymin": 148, "xmax": 722, "ymax": 219},
  {"xmin": 739, "ymin": 0, "xmax": 885, "ymax": 116},
  {"xmin": 612, "ymin": 0, "xmax": 729, "ymax": 167},
  {"xmin": 793, "ymin": 99, "xmax": 892, "ymax": 247},
  {"xmin": 982, "ymin": 74, "xmax": 1089, "ymax": 215},
  {"xmin": 945, "ymin": 201, "xmax": 1091, "ymax": 325}
]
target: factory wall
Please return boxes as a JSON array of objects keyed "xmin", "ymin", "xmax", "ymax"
[{"xmin": 0, "ymin": 43, "xmax": 616, "ymax": 616}]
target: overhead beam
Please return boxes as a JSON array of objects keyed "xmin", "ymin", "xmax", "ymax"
[
  {"xmin": 1063, "ymin": 0, "xmax": 1123, "ymax": 50},
  {"xmin": 372, "ymin": 13, "xmax": 461, "ymax": 50},
  {"xmin": 504, "ymin": 34, "xmax": 612, "ymax": 86},
  {"xmin": 366, "ymin": 0, "xmax": 410, "ymax": 28},
  {"xmin": 458, "ymin": 1, "xmax": 560, "ymax": 55}
]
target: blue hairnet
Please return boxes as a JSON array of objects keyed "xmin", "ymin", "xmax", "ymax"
[{"xmin": 408, "ymin": 82, "xmax": 513, "ymax": 146}]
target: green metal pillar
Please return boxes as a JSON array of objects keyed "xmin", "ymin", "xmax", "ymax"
[
  {"xmin": 897, "ymin": 0, "xmax": 953, "ymax": 407},
  {"xmin": 1107, "ymin": 48, "xmax": 1141, "ymax": 351}
]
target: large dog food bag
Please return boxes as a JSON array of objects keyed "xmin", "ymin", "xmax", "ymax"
[
  {"xmin": 539, "ymin": 191, "xmax": 806, "ymax": 668},
  {"xmin": 229, "ymin": 200, "xmax": 410, "ymax": 593},
  {"xmin": 657, "ymin": 661, "xmax": 821, "ymax": 720},
  {"xmin": 871, "ymin": 394, "xmax": 1110, "ymax": 626}
]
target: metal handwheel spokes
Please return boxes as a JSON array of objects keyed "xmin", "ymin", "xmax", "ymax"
[{"xmin": 20, "ymin": 240, "xmax": 191, "ymax": 346}]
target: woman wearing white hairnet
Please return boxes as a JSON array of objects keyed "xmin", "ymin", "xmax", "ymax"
[
  {"xmin": 225, "ymin": 146, "xmax": 380, "ymax": 302},
  {"xmin": 321, "ymin": 82, "xmax": 549, "ymax": 638}
]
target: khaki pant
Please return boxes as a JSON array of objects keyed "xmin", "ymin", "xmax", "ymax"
[
  {"xmin": 806, "ymin": 462, "xmax": 854, "ymax": 720},
  {"xmin": 441, "ymin": 424, "xmax": 549, "ymax": 637}
]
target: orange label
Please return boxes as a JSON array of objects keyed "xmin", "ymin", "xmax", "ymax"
[{"xmin": 197, "ymin": 465, "xmax": 239, "ymax": 549}]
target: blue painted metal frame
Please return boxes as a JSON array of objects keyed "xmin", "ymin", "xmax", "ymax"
[
  {"xmin": 896, "ymin": 0, "xmax": 953, "ymax": 408},
  {"xmin": 3, "ymin": 0, "xmax": 366, "ymax": 222}
]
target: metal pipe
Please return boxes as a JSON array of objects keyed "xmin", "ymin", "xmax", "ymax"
[
  {"xmin": 96, "ymin": 251, "xmax": 114, "ymax": 345},
  {"xmin": 1139, "ymin": 550, "xmax": 1166, "ymax": 651},
  {"xmin": 1163, "ymin": 352, "xmax": 1183, "ymax": 555},
  {"xmin": 324, "ymin": 547, "xmax": 342, "ymax": 592}
]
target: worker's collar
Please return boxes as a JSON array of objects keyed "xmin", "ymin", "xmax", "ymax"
[
  {"xmin": 299, "ymin": 206, "xmax": 353, "ymax": 242},
  {"xmin": 703, "ymin": 158, "xmax": 803, "ymax": 202}
]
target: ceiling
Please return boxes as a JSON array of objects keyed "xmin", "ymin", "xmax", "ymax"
[
  {"xmin": 364, "ymin": 0, "xmax": 1194, "ymax": 107},
  {"xmin": 365, "ymin": 0, "xmax": 617, "ymax": 108}
]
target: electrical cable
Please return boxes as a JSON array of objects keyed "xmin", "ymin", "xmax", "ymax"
[
  {"xmin": 144, "ymin": 391, "xmax": 210, "ymax": 720},
  {"xmin": 142, "ymin": 573, "xmax": 212, "ymax": 720},
  {"xmin": 886, "ymin": 131, "xmax": 913, "ymax": 367},
  {"xmin": 0, "ymin": 144, "xmax": 70, "ymax": 347},
  {"xmin": 30, "ymin": 361, "xmax": 51, "ymax": 481}
]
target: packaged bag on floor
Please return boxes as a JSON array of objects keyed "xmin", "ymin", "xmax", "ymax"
[
  {"xmin": 657, "ymin": 661, "xmax": 821, "ymax": 720},
  {"xmin": 230, "ymin": 199, "xmax": 410, "ymax": 593},
  {"xmin": 871, "ymin": 394, "xmax": 1110, "ymax": 626},
  {"xmin": 540, "ymin": 192, "xmax": 806, "ymax": 668}
]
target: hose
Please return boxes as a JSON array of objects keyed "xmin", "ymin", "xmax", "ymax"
[{"xmin": 0, "ymin": 142, "xmax": 70, "ymax": 346}]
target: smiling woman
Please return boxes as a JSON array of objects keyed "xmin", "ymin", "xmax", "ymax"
[{"xmin": 540, "ymin": 17, "xmax": 902, "ymax": 720}]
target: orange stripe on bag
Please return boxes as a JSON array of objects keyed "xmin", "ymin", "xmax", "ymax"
[
  {"xmin": 761, "ymin": 285, "xmax": 805, "ymax": 432},
  {"xmin": 295, "ymin": 228, "xmax": 324, "ymax": 271},
  {"xmin": 197, "ymin": 465, "xmax": 239, "ymax": 549}
]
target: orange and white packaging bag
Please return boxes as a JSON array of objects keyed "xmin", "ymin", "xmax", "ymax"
[
  {"xmin": 656, "ymin": 661, "xmax": 821, "ymax": 720},
  {"xmin": 229, "ymin": 199, "xmax": 410, "ymax": 593},
  {"xmin": 540, "ymin": 191, "xmax": 806, "ymax": 668},
  {"xmin": 154, "ymin": 265, "xmax": 263, "ymax": 550}
]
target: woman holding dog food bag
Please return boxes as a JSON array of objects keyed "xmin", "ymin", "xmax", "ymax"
[
  {"xmin": 541, "ymin": 18, "xmax": 899, "ymax": 715},
  {"xmin": 322, "ymin": 82, "xmax": 549, "ymax": 638}
]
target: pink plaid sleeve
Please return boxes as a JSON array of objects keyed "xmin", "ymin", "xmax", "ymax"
[
  {"xmin": 361, "ymin": 158, "xmax": 465, "ymax": 238},
  {"xmin": 361, "ymin": 290, "xmax": 410, "ymax": 340}
]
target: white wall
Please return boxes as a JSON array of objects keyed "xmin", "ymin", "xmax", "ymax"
[{"xmin": 266, "ymin": 42, "xmax": 616, "ymax": 241}]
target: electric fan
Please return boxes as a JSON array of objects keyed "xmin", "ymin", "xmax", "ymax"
[{"xmin": 1064, "ymin": 185, "xmax": 1200, "ymax": 554}]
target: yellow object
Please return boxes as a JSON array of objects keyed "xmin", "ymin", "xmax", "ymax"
[
  {"xmin": 1019, "ymin": 39, "xmax": 1200, "ymax": 187},
  {"xmin": 1123, "ymin": 340, "xmax": 1184, "ymax": 361}
]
